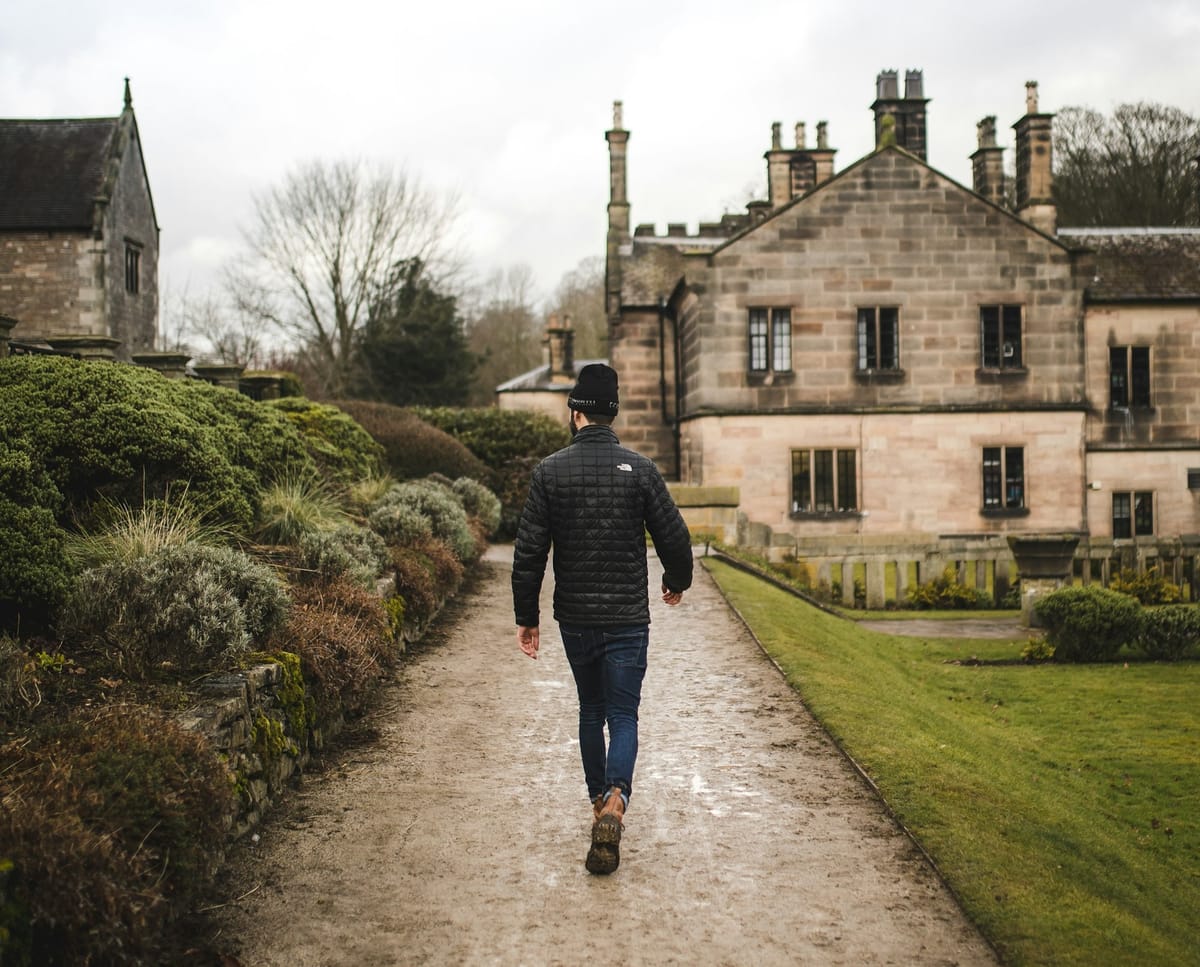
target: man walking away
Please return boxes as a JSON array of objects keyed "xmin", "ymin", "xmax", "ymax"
[{"xmin": 512, "ymin": 363, "xmax": 693, "ymax": 875}]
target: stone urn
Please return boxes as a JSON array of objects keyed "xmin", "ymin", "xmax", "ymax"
[{"xmin": 1006, "ymin": 534, "xmax": 1081, "ymax": 628}]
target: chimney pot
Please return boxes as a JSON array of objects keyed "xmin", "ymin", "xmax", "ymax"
[
  {"xmin": 1025, "ymin": 81, "xmax": 1038, "ymax": 114},
  {"xmin": 795, "ymin": 122, "xmax": 806, "ymax": 149},
  {"xmin": 904, "ymin": 69, "xmax": 923, "ymax": 99},
  {"xmin": 771, "ymin": 122, "xmax": 782, "ymax": 150},
  {"xmin": 877, "ymin": 70, "xmax": 898, "ymax": 99},
  {"xmin": 977, "ymin": 116, "xmax": 997, "ymax": 148},
  {"xmin": 816, "ymin": 121, "xmax": 828, "ymax": 150},
  {"xmin": 613, "ymin": 100, "xmax": 623, "ymax": 129}
]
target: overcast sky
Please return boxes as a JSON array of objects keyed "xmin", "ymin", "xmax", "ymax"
[{"xmin": 4, "ymin": 0, "xmax": 1199, "ymax": 320}]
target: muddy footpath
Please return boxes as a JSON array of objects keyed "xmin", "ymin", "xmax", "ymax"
[{"xmin": 209, "ymin": 546, "xmax": 998, "ymax": 966}]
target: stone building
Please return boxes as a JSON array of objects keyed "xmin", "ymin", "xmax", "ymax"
[
  {"xmin": 0, "ymin": 80, "xmax": 159, "ymax": 360},
  {"xmin": 598, "ymin": 72, "xmax": 1200, "ymax": 605},
  {"xmin": 496, "ymin": 313, "xmax": 605, "ymax": 420}
]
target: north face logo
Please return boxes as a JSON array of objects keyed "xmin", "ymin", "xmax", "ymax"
[{"xmin": 617, "ymin": 463, "xmax": 633, "ymax": 472}]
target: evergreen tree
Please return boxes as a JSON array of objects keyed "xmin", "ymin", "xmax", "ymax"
[{"xmin": 352, "ymin": 258, "xmax": 476, "ymax": 406}]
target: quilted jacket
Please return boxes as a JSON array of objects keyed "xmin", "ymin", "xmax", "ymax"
[{"xmin": 512, "ymin": 424, "xmax": 693, "ymax": 628}]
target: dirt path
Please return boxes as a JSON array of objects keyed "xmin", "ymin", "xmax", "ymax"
[{"xmin": 210, "ymin": 546, "xmax": 998, "ymax": 966}]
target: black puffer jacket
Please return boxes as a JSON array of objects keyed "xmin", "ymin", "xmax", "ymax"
[{"xmin": 512, "ymin": 424, "xmax": 693, "ymax": 628}]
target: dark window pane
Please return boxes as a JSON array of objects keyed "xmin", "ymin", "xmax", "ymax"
[
  {"xmin": 1005, "ymin": 447, "xmax": 1024, "ymax": 509},
  {"xmin": 982, "ymin": 447, "xmax": 1002, "ymax": 507},
  {"xmin": 1134, "ymin": 491, "xmax": 1153, "ymax": 535},
  {"xmin": 1110, "ymin": 346, "xmax": 1129, "ymax": 407},
  {"xmin": 749, "ymin": 309, "xmax": 768, "ymax": 371},
  {"xmin": 1112, "ymin": 493, "xmax": 1132, "ymax": 538},
  {"xmin": 980, "ymin": 306, "xmax": 1000, "ymax": 368},
  {"xmin": 857, "ymin": 307, "xmax": 875, "ymax": 369},
  {"xmin": 1130, "ymin": 347, "xmax": 1151, "ymax": 406},
  {"xmin": 791, "ymin": 450, "xmax": 811, "ymax": 513},
  {"xmin": 1002, "ymin": 305, "xmax": 1022, "ymax": 367},
  {"xmin": 837, "ymin": 449, "xmax": 857, "ymax": 511},
  {"xmin": 772, "ymin": 309, "xmax": 792, "ymax": 371},
  {"xmin": 880, "ymin": 307, "xmax": 899, "ymax": 369},
  {"xmin": 813, "ymin": 450, "xmax": 834, "ymax": 512}
]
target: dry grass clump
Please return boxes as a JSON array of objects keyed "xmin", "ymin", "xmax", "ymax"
[
  {"xmin": 276, "ymin": 577, "xmax": 396, "ymax": 717},
  {"xmin": 0, "ymin": 704, "xmax": 233, "ymax": 964},
  {"xmin": 390, "ymin": 535, "xmax": 465, "ymax": 630}
]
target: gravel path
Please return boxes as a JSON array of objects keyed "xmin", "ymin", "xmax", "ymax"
[{"xmin": 210, "ymin": 546, "xmax": 998, "ymax": 966}]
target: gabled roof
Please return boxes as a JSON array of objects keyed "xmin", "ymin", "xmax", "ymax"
[
  {"xmin": 1058, "ymin": 229, "xmax": 1200, "ymax": 301},
  {"xmin": 0, "ymin": 117, "xmax": 118, "ymax": 230}
]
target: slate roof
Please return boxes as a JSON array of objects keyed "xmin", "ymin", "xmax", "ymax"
[
  {"xmin": 1058, "ymin": 229, "xmax": 1200, "ymax": 301},
  {"xmin": 0, "ymin": 117, "xmax": 118, "ymax": 230}
]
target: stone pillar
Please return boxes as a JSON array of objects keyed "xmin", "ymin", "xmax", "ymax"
[
  {"xmin": 1007, "ymin": 534, "xmax": 1080, "ymax": 627},
  {"xmin": 841, "ymin": 562, "xmax": 856, "ymax": 608},
  {"xmin": 192, "ymin": 362, "xmax": 245, "ymax": 391},
  {"xmin": 975, "ymin": 560, "xmax": 989, "ymax": 599},
  {"xmin": 605, "ymin": 102, "xmax": 630, "ymax": 325},
  {"xmin": 132, "ymin": 351, "xmax": 192, "ymax": 379},
  {"xmin": 239, "ymin": 373, "xmax": 283, "ymax": 400},
  {"xmin": 0, "ymin": 315, "xmax": 15, "ymax": 358},
  {"xmin": 44, "ymin": 334, "xmax": 122, "ymax": 360},
  {"xmin": 866, "ymin": 559, "xmax": 887, "ymax": 609}
]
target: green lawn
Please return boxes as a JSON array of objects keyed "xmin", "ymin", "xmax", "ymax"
[{"xmin": 704, "ymin": 558, "xmax": 1200, "ymax": 967}]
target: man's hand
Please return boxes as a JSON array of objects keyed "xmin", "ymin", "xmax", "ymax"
[
  {"xmin": 517, "ymin": 625, "xmax": 540, "ymax": 659},
  {"xmin": 662, "ymin": 584, "xmax": 683, "ymax": 606}
]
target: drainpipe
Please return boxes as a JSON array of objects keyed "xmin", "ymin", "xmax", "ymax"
[
  {"xmin": 658, "ymin": 297, "xmax": 669, "ymax": 425},
  {"xmin": 657, "ymin": 296, "xmax": 684, "ymax": 478}
]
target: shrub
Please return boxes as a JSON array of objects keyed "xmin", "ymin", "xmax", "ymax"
[
  {"xmin": 389, "ymin": 536, "xmax": 463, "ymax": 629},
  {"xmin": 1136, "ymin": 606, "xmax": 1200, "ymax": 660},
  {"xmin": 329, "ymin": 399, "xmax": 489, "ymax": 483},
  {"xmin": 452, "ymin": 476, "xmax": 503, "ymax": 537},
  {"xmin": 266, "ymin": 397, "xmax": 384, "ymax": 485},
  {"xmin": 0, "ymin": 355, "xmax": 317, "ymax": 534},
  {"xmin": 0, "ymin": 705, "xmax": 232, "ymax": 964},
  {"xmin": 256, "ymin": 472, "xmax": 346, "ymax": 545},
  {"xmin": 296, "ymin": 524, "xmax": 389, "ymax": 589},
  {"xmin": 906, "ymin": 566, "xmax": 994, "ymax": 610},
  {"xmin": 275, "ymin": 577, "xmax": 393, "ymax": 716},
  {"xmin": 368, "ymin": 499, "xmax": 434, "ymax": 547},
  {"xmin": 1034, "ymin": 584, "xmax": 1143, "ymax": 662},
  {"xmin": 1108, "ymin": 566, "xmax": 1183, "ymax": 605},
  {"xmin": 58, "ymin": 543, "xmax": 289, "ymax": 678},
  {"xmin": 412, "ymin": 406, "xmax": 570, "ymax": 536},
  {"xmin": 369, "ymin": 479, "xmax": 478, "ymax": 562},
  {"xmin": 0, "ymin": 444, "xmax": 69, "ymax": 631}
]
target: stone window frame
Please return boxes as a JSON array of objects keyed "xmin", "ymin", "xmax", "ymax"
[
  {"xmin": 1112, "ymin": 490, "xmax": 1154, "ymax": 539},
  {"xmin": 790, "ymin": 447, "xmax": 860, "ymax": 517},
  {"xmin": 978, "ymin": 304, "xmax": 1026, "ymax": 374},
  {"xmin": 980, "ymin": 444, "xmax": 1029, "ymax": 517},
  {"xmin": 1109, "ymin": 345, "xmax": 1152, "ymax": 409},
  {"xmin": 747, "ymin": 307, "xmax": 792, "ymax": 374}
]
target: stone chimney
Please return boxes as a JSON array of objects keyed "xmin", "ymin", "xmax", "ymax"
[
  {"xmin": 766, "ymin": 119, "xmax": 836, "ymax": 207},
  {"xmin": 605, "ymin": 101, "xmax": 630, "ymax": 323},
  {"xmin": 545, "ymin": 313, "xmax": 575, "ymax": 385},
  {"xmin": 971, "ymin": 116, "xmax": 1006, "ymax": 206},
  {"xmin": 1013, "ymin": 81, "xmax": 1056, "ymax": 234},
  {"xmin": 871, "ymin": 68, "xmax": 929, "ymax": 160}
]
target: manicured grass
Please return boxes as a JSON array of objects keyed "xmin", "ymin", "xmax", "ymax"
[
  {"xmin": 705, "ymin": 558, "xmax": 1200, "ymax": 967},
  {"xmin": 846, "ymin": 608, "xmax": 1022, "ymax": 622}
]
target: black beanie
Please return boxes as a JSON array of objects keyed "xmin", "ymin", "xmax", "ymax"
[{"xmin": 568, "ymin": 363, "xmax": 620, "ymax": 415}]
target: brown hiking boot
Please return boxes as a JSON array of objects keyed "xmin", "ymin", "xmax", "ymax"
[
  {"xmin": 586, "ymin": 788, "xmax": 626, "ymax": 875},
  {"xmin": 592, "ymin": 794, "xmax": 604, "ymax": 824}
]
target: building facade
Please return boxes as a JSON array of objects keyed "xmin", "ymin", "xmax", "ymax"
[
  {"xmin": 0, "ymin": 80, "xmax": 159, "ymax": 360},
  {"xmin": 600, "ymin": 74, "xmax": 1200, "ymax": 605}
]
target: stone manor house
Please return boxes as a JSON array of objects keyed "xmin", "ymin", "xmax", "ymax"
[
  {"xmin": 502, "ymin": 70, "xmax": 1200, "ymax": 606},
  {"xmin": 0, "ymin": 80, "xmax": 159, "ymax": 361}
]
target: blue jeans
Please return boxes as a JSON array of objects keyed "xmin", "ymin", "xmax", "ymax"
[{"xmin": 558, "ymin": 624, "xmax": 649, "ymax": 803}]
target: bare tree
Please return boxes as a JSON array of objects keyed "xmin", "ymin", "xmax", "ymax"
[
  {"xmin": 463, "ymin": 264, "xmax": 542, "ymax": 406},
  {"xmin": 1054, "ymin": 103, "xmax": 1200, "ymax": 226},
  {"xmin": 227, "ymin": 159, "xmax": 460, "ymax": 397},
  {"xmin": 547, "ymin": 255, "xmax": 606, "ymax": 360}
]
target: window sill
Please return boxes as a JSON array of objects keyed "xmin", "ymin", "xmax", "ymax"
[
  {"xmin": 790, "ymin": 510, "xmax": 863, "ymax": 520},
  {"xmin": 975, "ymin": 366, "xmax": 1028, "ymax": 382},
  {"xmin": 748, "ymin": 371, "xmax": 795, "ymax": 386},
  {"xmin": 1108, "ymin": 405, "xmax": 1155, "ymax": 414},
  {"xmin": 980, "ymin": 507, "xmax": 1030, "ymax": 518},
  {"xmin": 854, "ymin": 368, "xmax": 905, "ymax": 383}
]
